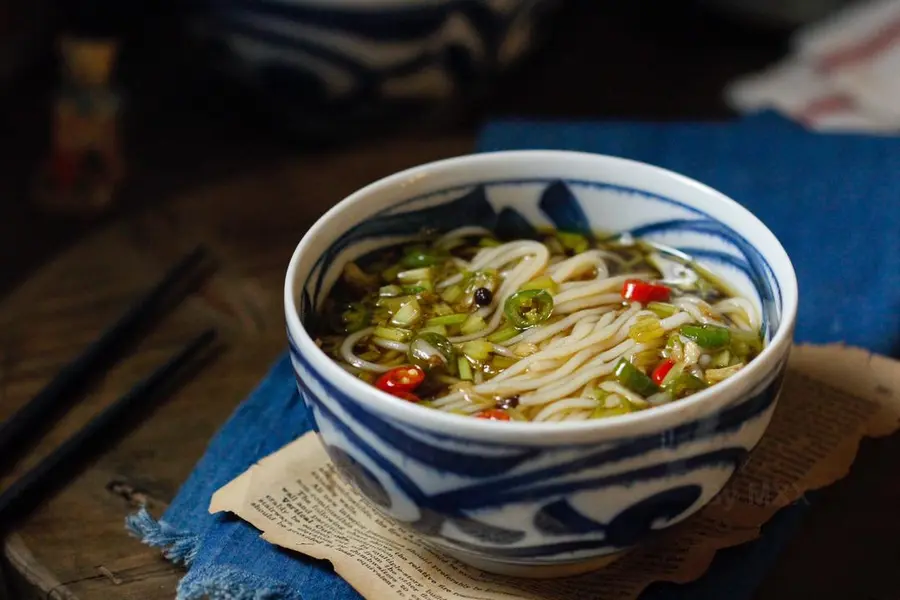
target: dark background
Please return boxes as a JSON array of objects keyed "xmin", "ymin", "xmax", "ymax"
[{"xmin": 0, "ymin": 0, "xmax": 792, "ymax": 299}]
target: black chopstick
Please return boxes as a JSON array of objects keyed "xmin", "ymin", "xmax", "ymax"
[
  {"xmin": 0, "ymin": 329, "xmax": 218, "ymax": 529},
  {"xmin": 0, "ymin": 245, "xmax": 213, "ymax": 474}
]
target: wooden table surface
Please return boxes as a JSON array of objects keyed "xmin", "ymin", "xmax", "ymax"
[{"xmin": 1, "ymin": 2, "xmax": 899, "ymax": 599}]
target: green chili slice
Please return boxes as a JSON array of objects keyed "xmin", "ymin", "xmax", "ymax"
[
  {"xmin": 504, "ymin": 289, "xmax": 554, "ymax": 329},
  {"xmin": 408, "ymin": 332, "xmax": 456, "ymax": 372},
  {"xmin": 613, "ymin": 358, "xmax": 660, "ymax": 397},
  {"xmin": 679, "ymin": 324, "xmax": 731, "ymax": 349},
  {"xmin": 401, "ymin": 247, "xmax": 444, "ymax": 268}
]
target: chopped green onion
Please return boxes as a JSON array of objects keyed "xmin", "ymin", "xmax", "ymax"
[
  {"xmin": 487, "ymin": 327, "xmax": 519, "ymax": 343},
  {"xmin": 373, "ymin": 326, "xmax": 412, "ymax": 342},
  {"xmin": 329, "ymin": 302, "xmax": 370, "ymax": 334},
  {"xmin": 426, "ymin": 313, "xmax": 469, "ymax": 327},
  {"xmin": 679, "ymin": 324, "xmax": 731, "ymax": 349},
  {"xmin": 506, "ymin": 407, "xmax": 528, "ymax": 421},
  {"xmin": 628, "ymin": 315, "xmax": 666, "ymax": 343},
  {"xmin": 729, "ymin": 328, "xmax": 763, "ymax": 357},
  {"xmin": 520, "ymin": 275, "xmax": 559, "ymax": 294},
  {"xmin": 419, "ymin": 324, "xmax": 448, "ymax": 336},
  {"xmin": 590, "ymin": 385, "xmax": 610, "ymax": 403},
  {"xmin": 630, "ymin": 349, "xmax": 660, "ymax": 370},
  {"xmin": 457, "ymin": 357, "xmax": 473, "ymax": 381},
  {"xmin": 408, "ymin": 332, "xmax": 456, "ymax": 372},
  {"xmin": 491, "ymin": 355, "xmax": 518, "ymax": 370},
  {"xmin": 711, "ymin": 349, "xmax": 731, "ymax": 368},
  {"xmin": 432, "ymin": 303, "xmax": 454, "ymax": 316},
  {"xmin": 557, "ymin": 231, "xmax": 590, "ymax": 254},
  {"xmin": 381, "ymin": 265, "xmax": 401, "ymax": 282},
  {"xmin": 705, "ymin": 363, "xmax": 744, "ymax": 384},
  {"xmin": 660, "ymin": 361, "xmax": 685, "ymax": 387},
  {"xmin": 461, "ymin": 340, "xmax": 493, "ymax": 361},
  {"xmin": 479, "ymin": 237, "xmax": 501, "ymax": 247},
  {"xmin": 379, "ymin": 285, "xmax": 403, "ymax": 297},
  {"xmin": 613, "ymin": 358, "xmax": 660, "ymax": 397},
  {"xmin": 591, "ymin": 404, "xmax": 632, "ymax": 419},
  {"xmin": 402, "ymin": 280, "xmax": 433, "ymax": 294},
  {"xmin": 460, "ymin": 314, "xmax": 487, "ymax": 335},
  {"xmin": 647, "ymin": 301, "xmax": 678, "ymax": 318},
  {"xmin": 391, "ymin": 299, "xmax": 422, "ymax": 327},
  {"xmin": 401, "ymin": 247, "xmax": 444, "ymax": 268},
  {"xmin": 440, "ymin": 285, "xmax": 464, "ymax": 303},
  {"xmin": 664, "ymin": 333, "xmax": 684, "ymax": 361},
  {"xmin": 397, "ymin": 267, "xmax": 432, "ymax": 283},
  {"xmin": 376, "ymin": 296, "xmax": 414, "ymax": 313},
  {"xmin": 504, "ymin": 289, "xmax": 554, "ymax": 329},
  {"xmin": 662, "ymin": 371, "xmax": 707, "ymax": 398},
  {"xmin": 541, "ymin": 237, "xmax": 563, "ymax": 256},
  {"xmin": 469, "ymin": 270, "xmax": 500, "ymax": 291}
]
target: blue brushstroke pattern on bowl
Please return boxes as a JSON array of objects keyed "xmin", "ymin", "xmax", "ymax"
[
  {"xmin": 284, "ymin": 151, "xmax": 797, "ymax": 576},
  {"xmin": 183, "ymin": 0, "xmax": 562, "ymax": 138}
]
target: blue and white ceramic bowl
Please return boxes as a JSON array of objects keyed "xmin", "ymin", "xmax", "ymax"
[
  {"xmin": 185, "ymin": 0, "xmax": 561, "ymax": 138},
  {"xmin": 284, "ymin": 151, "xmax": 798, "ymax": 577}
]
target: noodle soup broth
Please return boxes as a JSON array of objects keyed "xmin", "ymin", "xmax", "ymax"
[{"xmin": 311, "ymin": 228, "xmax": 764, "ymax": 424}]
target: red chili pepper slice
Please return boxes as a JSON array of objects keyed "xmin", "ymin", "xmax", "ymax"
[
  {"xmin": 475, "ymin": 409, "xmax": 511, "ymax": 421},
  {"xmin": 651, "ymin": 358, "xmax": 676, "ymax": 385},
  {"xmin": 390, "ymin": 390, "xmax": 421, "ymax": 403},
  {"xmin": 621, "ymin": 279, "xmax": 672, "ymax": 303},
  {"xmin": 375, "ymin": 365, "xmax": 425, "ymax": 393}
]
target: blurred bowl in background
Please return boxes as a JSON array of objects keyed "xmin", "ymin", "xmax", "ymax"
[{"xmin": 183, "ymin": 0, "xmax": 562, "ymax": 140}]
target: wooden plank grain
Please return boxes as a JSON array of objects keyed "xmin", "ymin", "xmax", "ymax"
[{"xmin": 0, "ymin": 134, "xmax": 473, "ymax": 599}]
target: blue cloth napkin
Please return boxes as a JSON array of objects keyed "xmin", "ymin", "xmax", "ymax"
[{"xmin": 129, "ymin": 112, "xmax": 900, "ymax": 600}]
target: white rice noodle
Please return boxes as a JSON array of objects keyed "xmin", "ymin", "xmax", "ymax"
[
  {"xmin": 713, "ymin": 297, "xmax": 760, "ymax": 331},
  {"xmin": 518, "ymin": 339, "xmax": 636, "ymax": 406},
  {"xmin": 561, "ymin": 410, "xmax": 592, "ymax": 422},
  {"xmin": 672, "ymin": 297, "xmax": 715, "ymax": 324},
  {"xmin": 599, "ymin": 381, "xmax": 649, "ymax": 407},
  {"xmin": 660, "ymin": 311, "xmax": 694, "ymax": 331},
  {"xmin": 371, "ymin": 338, "xmax": 409, "ymax": 352},
  {"xmin": 554, "ymin": 293, "xmax": 622, "ymax": 315},
  {"xmin": 491, "ymin": 344, "xmax": 518, "ymax": 358},
  {"xmin": 548, "ymin": 250, "xmax": 610, "ymax": 282},
  {"xmin": 435, "ymin": 226, "xmax": 492, "ymax": 248},
  {"xmin": 340, "ymin": 328, "xmax": 391, "ymax": 373},
  {"xmin": 532, "ymin": 397, "xmax": 599, "ymax": 422},
  {"xmin": 503, "ymin": 307, "xmax": 610, "ymax": 347},
  {"xmin": 552, "ymin": 275, "xmax": 637, "ymax": 304}
]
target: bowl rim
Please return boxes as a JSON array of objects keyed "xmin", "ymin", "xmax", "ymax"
[{"xmin": 284, "ymin": 149, "xmax": 799, "ymax": 444}]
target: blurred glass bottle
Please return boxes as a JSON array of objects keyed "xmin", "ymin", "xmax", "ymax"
[{"xmin": 34, "ymin": 35, "xmax": 124, "ymax": 215}]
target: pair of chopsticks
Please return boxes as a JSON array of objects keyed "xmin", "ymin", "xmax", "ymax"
[{"xmin": 0, "ymin": 246, "xmax": 220, "ymax": 528}]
